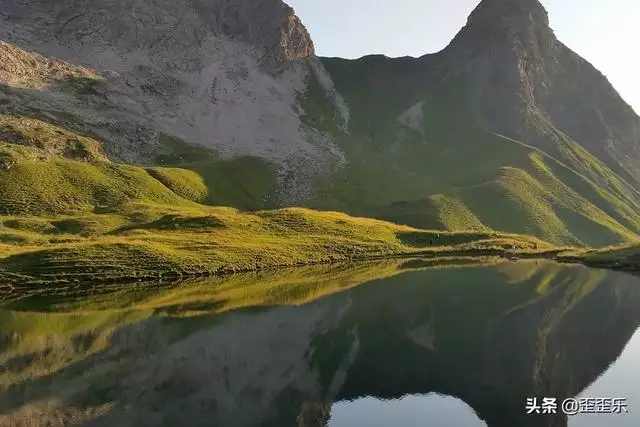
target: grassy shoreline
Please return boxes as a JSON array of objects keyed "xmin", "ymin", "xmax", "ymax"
[
  {"xmin": 2, "ymin": 204, "xmax": 638, "ymax": 298},
  {"xmin": 0, "ymin": 204, "xmax": 558, "ymax": 288},
  {"xmin": 557, "ymin": 245, "xmax": 640, "ymax": 272}
]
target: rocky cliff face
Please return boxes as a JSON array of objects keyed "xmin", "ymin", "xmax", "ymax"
[
  {"xmin": 441, "ymin": 0, "xmax": 640, "ymax": 185},
  {"xmin": 0, "ymin": 0, "xmax": 345, "ymax": 203},
  {"xmin": 0, "ymin": 0, "xmax": 315, "ymax": 71}
]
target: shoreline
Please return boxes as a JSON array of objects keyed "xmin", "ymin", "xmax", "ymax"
[{"xmin": 2, "ymin": 246, "xmax": 637, "ymax": 292}]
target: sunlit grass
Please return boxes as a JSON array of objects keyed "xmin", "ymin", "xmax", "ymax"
[{"xmin": 0, "ymin": 204, "xmax": 558, "ymax": 289}]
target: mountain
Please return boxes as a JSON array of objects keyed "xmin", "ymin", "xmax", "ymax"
[
  {"xmin": 448, "ymin": 0, "xmax": 640, "ymax": 184},
  {"xmin": 0, "ymin": 0, "xmax": 347, "ymax": 204},
  {"xmin": 320, "ymin": 0, "xmax": 640, "ymax": 246},
  {"xmin": 1, "ymin": 0, "xmax": 640, "ymax": 247}
]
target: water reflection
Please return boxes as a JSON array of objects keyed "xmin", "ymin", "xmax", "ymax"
[
  {"xmin": 570, "ymin": 328, "xmax": 640, "ymax": 427},
  {"xmin": 1, "ymin": 260, "xmax": 639, "ymax": 427},
  {"xmin": 329, "ymin": 394, "xmax": 487, "ymax": 427}
]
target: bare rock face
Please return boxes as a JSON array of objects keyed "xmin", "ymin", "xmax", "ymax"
[
  {"xmin": 191, "ymin": 0, "xmax": 316, "ymax": 70},
  {"xmin": 441, "ymin": 0, "xmax": 640, "ymax": 185},
  {"xmin": 0, "ymin": 0, "xmax": 345, "ymax": 203},
  {"xmin": 0, "ymin": 0, "xmax": 315, "ymax": 72}
]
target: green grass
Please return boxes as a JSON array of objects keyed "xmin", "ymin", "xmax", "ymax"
[
  {"xmin": 560, "ymin": 244, "xmax": 640, "ymax": 271},
  {"xmin": 0, "ymin": 203, "xmax": 557, "ymax": 289},
  {"xmin": 0, "ymin": 114, "xmax": 106, "ymax": 162},
  {"xmin": 0, "ymin": 128, "xmax": 278, "ymax": 216},
  {"xmin": 147, "ymin": 167, "xmax": 209, "ymax": 202},
  {"xmin": 149, "ymin": 156, "xmax": 278, "ymax": 209},
  {"xmin": 150, "ymin": 134, "xmax": 278, "ymax": 209},
  {"xmin": 0, "ymin": 154, "xmax": 196, "ymax": 215},
  {"xmin": 2, "ymin": 60, "xmax": 640, "ymax": 292}
]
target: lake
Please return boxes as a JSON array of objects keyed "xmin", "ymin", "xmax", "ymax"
[{"xmin": 1, "ymin": 259, "xmax": 639, "ymax": 426}]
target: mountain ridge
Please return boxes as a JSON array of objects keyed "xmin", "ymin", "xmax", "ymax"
[{"xmin": 1, "ymin": 0, "xmax": 639, "ymax": 247}]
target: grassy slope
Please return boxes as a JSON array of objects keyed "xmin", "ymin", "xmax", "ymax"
[
  {"xmin": 4, "ymin": 65, "xmax": 640, "ymax": 251},
  {"xmin": 0, "ymin": 201, "xmax": 555, "ymax": 288},
  {"xmin": 2, "ymin": 62, "xmax": 640, "ymax": 289},
  {"xmin": 316, "ymin": 57, "xmax": 640, "ymax": 247},
  {"xmin": 1, "ymin": 94, "xmax": 636, "ymax": 291},
  {"xmin": 0, "ymin": 112, "xmax": 563, "ymax": 290},
  {"xmin": 0, "ymin": 115, "xmax": 279, "ymax": 216}
]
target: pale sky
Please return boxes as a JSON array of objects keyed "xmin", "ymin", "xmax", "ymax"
[{"xmin": 286, "ymin": 0, "xmax": 640, "ymax": 114}]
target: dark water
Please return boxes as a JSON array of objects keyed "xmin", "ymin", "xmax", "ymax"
[{"xmin": 1, "ymin": 260, "xmax": 639, "ymax": 427}]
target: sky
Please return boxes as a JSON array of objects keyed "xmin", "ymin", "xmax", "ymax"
[{"xmin": 286, "ymin": 0, "xmax": 640, "ymax": 114}]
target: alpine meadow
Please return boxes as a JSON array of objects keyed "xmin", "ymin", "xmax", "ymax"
[{"xmin": 1, "ymin": 0, "xmax": 640, "ymax": 290}]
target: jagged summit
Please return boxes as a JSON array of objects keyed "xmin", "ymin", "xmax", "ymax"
[
  {"xmin": 447, "ymin": 0, "xmax": 555, "ymax": 54},
  {"xmin": 467, "ymin": 0, "xmax": 550, "ymax": 27}
]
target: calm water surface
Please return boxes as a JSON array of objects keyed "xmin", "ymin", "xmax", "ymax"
[{"xmin": 1, "ymin": 259, "xmax": 639, "ymax": 427}]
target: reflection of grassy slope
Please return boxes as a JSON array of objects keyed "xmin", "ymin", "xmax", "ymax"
[
  {"xmin": 0, "ymin": 261, "xmax": 512, "ymax": 404},
  {"xmin": 319, "ymin": 58, "xmax": 640, "ymax": 246},
  {"xmin": 26, "ymin": 260, "xmax": 409, "ymax": 315},
  {"xmin": 0, "ymin": 260, "xmax": 576, "ymax": 396},
  {"xmin": 4, "ymin": 258, "xmax": 510, "ymax": 315},
  {"xmin": 0, "ymin": 310, "xmax": 149, "ymax": 339},
  {"xmin": 0, "ymin": 309, "xmax": 151, "ymax": 390}
]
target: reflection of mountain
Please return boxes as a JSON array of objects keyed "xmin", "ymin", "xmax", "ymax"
[
  {"xmin": 322, "ymin": 263, "xmax": 640, "ymax": 427},
  {"xmin": 1, "ymin": 261, "xmax": 640, "ymax": 427}
]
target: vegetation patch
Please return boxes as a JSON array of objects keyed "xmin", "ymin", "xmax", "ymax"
[
  {"xmin": 561, "ymin": 244, "xmax": 640, "ymax": 272},
  {"xmin": 0, "ymin": 204, "xmax": 564, "ymax": 290},
  {"xmin": 0, "ymin": 114, "xmax": 106, "ymax": 162},
  {"xmin": 147, "ymin": 167, "xmax": 209, "ymax": 202}
]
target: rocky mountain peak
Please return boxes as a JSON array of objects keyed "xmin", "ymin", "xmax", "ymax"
[
  {"xmin": 438, "ymin": 0, "xmax": 640, "ymax": 187},
  {"xmin": 449, "ymin": 0, "xmax": 555, "ymax": 53},
  {"xmin": 467, "ymin": 0, "xmax": 550, "ymax": 28}
]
